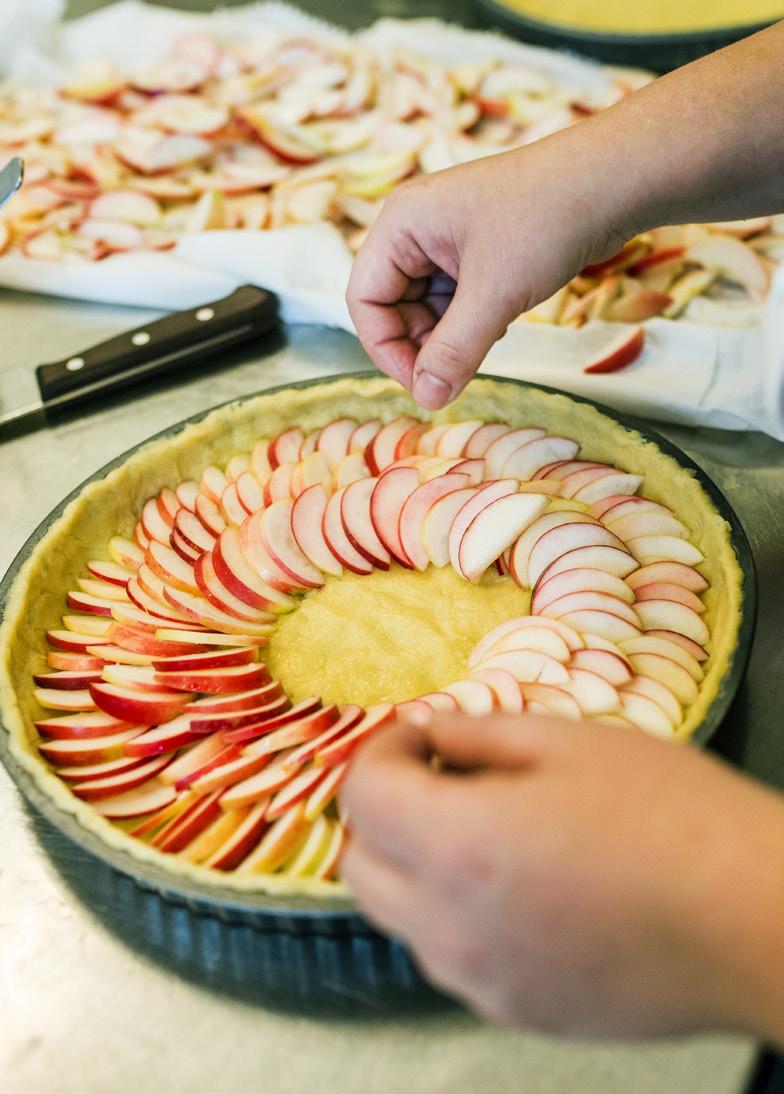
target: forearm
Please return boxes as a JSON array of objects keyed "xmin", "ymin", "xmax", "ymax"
[{"xmin": 547, "ymin": 22, "xmax": 784, "ymax": 242}]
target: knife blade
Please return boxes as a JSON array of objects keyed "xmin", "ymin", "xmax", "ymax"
[
  {"xmin": 0, "ymin": 284, "xmax": 279, "ymax": 431},
  {"xmin": 0, "ymin": 157, "xmax": 24, "ymax": 209}
]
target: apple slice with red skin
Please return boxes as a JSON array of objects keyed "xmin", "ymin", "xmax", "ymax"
[
  {"xmin": 316, "ymin": 419, "xmax": 357, "ymax": 468},
  {"xmin": 349, "ymin": 419, "xmax": 382, "ymax": 453},
  {"xmin": 205, "ymin": 799, "xmax": 270, "ymax": 871},
  {"xmin": 606, "ymin": 512, "xmax": 689, "ymax": 542},
  {"xmin": 484, "ymin": 428, "xmax": 546, "ymax": 478},
  {"xmin": 235, "ymin": 471, "xmax": 265, "ymax": 515},
  {"xmin": 475, "ymin": 649, "xmax": 569, "ymax": 685},
  {"xmin": 627, "ymin": 535, "xmax": 705, "ymax": 567},
  {"xmin": 470, "ymin": 616, "xmax": 584, "ymax": 667},
  {"xmin": 266, "ymin": 766, "xmax": 329, "ymax": 821},
  {"xmin": 109, "ymin": 536, "xmax": 144, "ymax": 569},
  {"xmin": 418, "ymin": 424, "xmax": 452, "ymax": 456},
  {"xmin": 236, "ymin": 517, "xmax": 301, "ymax": 598},
  {"xmin": 464, "ymin": 422, "xmax": 509, "ymax": 458},
  {"xmin": 187, "ymin": 684, "xmax": 279, "ymax": 715},
  {"xmin": 421, "ymin": 487, "xmax": 476, "ymax": 567},
  {"xmin": 399, "ymin": 473, "xmax": 471, "ymax": 571},
  {"xmin": 39, "ymin": 728, "xmax": 145, "ymax": 766},
  {"xmin": 259, "ymin": 499, "xmax": 324, "ymax": 589},
  {"xmin": 146, "ymin": 541, "xmax": 200, "ymax": 595},
  {"xmin": 628, "ymin": 652, "xmax": 700, "ymax": 705},
  {"xmin": 458, "ymin": 491, "xmax": 549, "ymax": 581},
  {"xmin": 141, "ymin": 497, "xmax": 173, "ymax": 545},
  {"xmin": 502, "ymin": 437, "xmax": 579, "ymax": 481},
  {"xmin": 242, "ymin": 705, "xmax": 340, "ymax": 756},
  {"xmin": 153, "ymin": 662, "xmax": 272, "ymax": 694},
  {"xmin": 583, "ymin": 326, "xmax": 644, "ymax": 374},
  {"xmin": 571, "ymin": 649, "xmax": 632, "ymax": 687},
  {"xmin": 323, "ymin": 488, "xmax": 374, "ymax": 574},
  {"xmin": 283, "ymin": 705, "xmax": 365, "ymax": 770},
  {"xmin": 394, "ymin": 423, "xmax": 430, "ymax": 461},
  {"xmin": 521, "ymin": 684, "xmax": 582, "ymax": 720},
  {"xmin": 172, "ymin": 743, "xmax": 242, "ymax": 792},
  {"xmin": 154, "ymin": 790, "xmax": 224, "ymax": 853},
  {"xmin": 314, "ymin": 703, "xmax": 396, "ymax": 767},
  {"xmin": 482, "ymin": 625, "xmax": 571, "ymax": 663},
  {"xmin": 531, "ymin": 567, "xmax": 635, "ymax": 613},
  {"xmin": 575, "ymin": 474, "xmax": 644, "ymax": 506},
  {"xmin": 646, "ymin": 629, "xmax": 708, "ymax": 661},
  {"xmin": 686, "ymin": 236, "xmax": 770, "ymax": 302},
  {"xmin": 508, "ymin": 510, "xmax": 599, "ymax": 587},
  {"xmin": 127, "ymin": 576, "xmax": 194, "ymax": 624},
  {"xmin": 538, "ymin": 589, "xmax": 641, "ymax": 628},
  {"xmin": 534, "ymin": 460, "xmax": 603, "ymax": 481},
  {"xmin": 221, "ymin": 753, "xmax": 300, "ymax": 809},
  {"xmin": 151, "ymin": 647, "xmax": 257, "ymax": 672},
  {"xmin": 341, "ymin": 478, "xmax": 391, "ymax": 569},
  {"xmin": 47, "ymin": 629, "xmax": 109, "ymax": 654},
  {"xmin": 135, "ymin": 524, "xmax": 150, "ymax": 552},
  {"xmin": 369, "ymin": 467, "xmax": 420, "ymax": 568},
  {"xmin": 282, "ymin": 812, "xmax": 332, "ymax": 876},
  {"xmin": 108, "ymin": 621, "xmax": 206, "ymax": 658},
  {"xmin": 128, "ymin": 790, "xmax": 195, "ymax": 839},
  {"xmin": 527, "ymin": 523, "xmax": 629, "ymax": 588},
  {"xmin": 87, "ymin": 643, "xmax": 153, "ymax": 667},
  {"xmin": 558, "ymin": 609, "xmax": 641, "ymax": 643},
  {"xmin": 335, "ymin": 452, "xmax": 371, "ymax": 489},
  {"xmin": 111, "ymin": 601, "xmax": 194, "ymax": 633},
  {"xmin": 533, "ymin": 544, "xmax": 640, "ymax": 585},
  {"xmin": 47, "ymin": 651, "xmax": 108, "ymax": 672},
  {"xmin": 64, "ymin": 615, "xmax": 112, "ymax": 637},
  {"xmin": 164, "ymin": 584, "xmax": 275, "ymax": 637},
  {"xmin": 179, "ymin": 806, "xmax": 252, "ymax": 866},
  {"xmin": 366, "ymin": 418, "xmax": 420, "ymax": 474},
  {"xmin": 434, "ymin": 420, "xmax": 484, "ymax": 457},
  {"xmin": 199, "ymin": 466, "xmax": 228, "ymax": 505},
  {"xmin": 448, "ymin": 479, "xmax": 519, "ymax": 573},
  {"xmin": 95, "ymin": 780, "xmax": 178, "ymax": 820},
  {"xmin": 171, "ymin": 528, "xmax": 204, "ymax": 564},
  {"xmin": 90, "ymin": 681, "xmax": 191, "ymax": 724},
  {"xmin": 597, "ymin": 496, "xmax": 672, "ymax": 523},
  {"xmin": 101, "ymin": 664, "xmax": 181, "ymax": 693},
  {"xmin": 469, "ymin": 668, "xmax": 524, "ymax": 714},
  {"xmin": 33, "ymin": 669, "xmax": 103, "ymax": 690},
  {"xmin": 442, "ymin": 679, "xmax": 496, "ymax": 714},
  {"xmin": 620, "ymin": 635, "xmax": 704, "ymax": 680},
  {"xmin": 229, "ymin": 697, "xmax": 323, "ymax": 745},
  {"xmin": 195, "ymin": 495, "xmax": 227, "ymax": 538},
  {"xmin": 291, "ymin": 484, "xmax": 343, "ymax": 577},
  {"xmin": 155, "ymin": 629, "xmax": 267, "ymax": 648},
  {"xmin": 563, "ymin": 668, "xmax": 620, "ymax": 715},
  {"xmin": 237, "ymin": 800, "xmax": 310, "ymax": 873},
  {"xmin": 194, "ymin": 552, "xmax": 273, "ymax": 623},
  {"xmin": 634, "ymin": 582, "xmax": 705, "ymax": 614},
  {"xmin": 190, "ymin": 694, "xmax": 290, "ymax": 735},
  {"xmin": 84, "ymin": 561, "xmax": 132, "ymax": 589},
  {"xmin": 72, "ymin": 753, "xmax": 173, "ymax": 800},
  {"xmin": 263, "ymin": 464, "xmax": 295, "ymax": 506},
  {"xmin": 171, "ymin": 505, "xmax": 214, "ymax": 551},
  {"xmin": 160, "ymin": 731, "xmax": 228, "ymax": 785},
  {"xmin": 305, "ymin": 763, "xmax": 349, "ymax": 822},
  {"xmin": 417, "ymin": 692, "xmax": 459, "ymax": 712},
  {"xmin": 56, "ymin": 754, "xmax": 147, "ymax": 783},
  {"xmin": 620, "ymin": 691, "xmax": 674, "ymax": 738},
  {"xmin": 634, "ymin": 599, "xmax": 709, "ymax": 645},
  {"xmin": 446, "ymin": 458, "xmax": 485, "ymax": 485},
  {"xmin": 191, "ymin": 750, "xmax": 270, "ymax": 794},
  {"xmin": 626, "ymin": 561, "xmax": 707, "ymax": 593},
  {"xmin": 35, "ymin": 710, "xmax": 135, "ymax": 740},
  {"xmin": 624, "ymin": 675, "xmax": 682, "ymax": 725}
]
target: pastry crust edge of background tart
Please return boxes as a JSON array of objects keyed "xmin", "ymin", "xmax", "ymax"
[{"xmin": 0, "ymin": 375, "xmax": 744, "ymax": 898}]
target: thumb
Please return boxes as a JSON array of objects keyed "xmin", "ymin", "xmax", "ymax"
[{"xmin": 411, "ymin": 262, "xmax": 522, "ymax": 409}]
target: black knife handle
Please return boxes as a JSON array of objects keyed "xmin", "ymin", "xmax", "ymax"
[{"xmin": 36, "ymin": 285, "xmax": 279, "ymax": 405}]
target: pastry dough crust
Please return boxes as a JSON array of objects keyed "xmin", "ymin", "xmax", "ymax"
[{"xmin": 0, "ymin": 375, "xmax": 744, "ymax": 898}]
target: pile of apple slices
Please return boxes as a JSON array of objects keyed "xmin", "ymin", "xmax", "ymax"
[
  {"xmin": 29, "ymin": 413, "xmax": 713, "ymax": 881},
  {"xmin": 0, "ymin": 31, "xmax": 779, "ymax": 325}
]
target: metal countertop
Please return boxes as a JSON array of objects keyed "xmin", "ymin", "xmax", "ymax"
[{"xmin": 1, "ymin": 290, "xmax": 775, "ymax": 1093}]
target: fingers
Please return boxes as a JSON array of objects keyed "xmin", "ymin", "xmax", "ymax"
[
  {"xmin": 410, "ymin": 265, "xmax": 518, "ymax": 409},
  {"xmin": 340, "ymin": 836, "xmax": 423, "ymax": 940}
]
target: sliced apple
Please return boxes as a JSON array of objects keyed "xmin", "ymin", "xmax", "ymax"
[
  {"xmin": 323, "ymin": 488, "xmax": 373, "ymax": 574},
  {"xmin": 369, "ymin": 466, "xmax": 420, "ymax": 568},
  {"xmin": 619, "ymin": 691, "xmax": 674, "ymax": 738},
  {"xmin": 305, "ymin": 763, "xmax": 350, "ymax": 822},
  {"xmin": 433, "ymin": 420, "xmax": 484, "ymax": 457},
  {"xmin": 557, "ymin": 610, "xmax": 640, "ymax": 643},
  {"xmin": 468, "ymin": 668, "xmax": 524, "ymax": 714},
  {"xmin": 341, "ymin": 477, "xmax": 391, "ymax": 569},
  {"xmin": 33, "ymin": 669, "xmax": 103, "ymax": 691},
  {"xmin": 619, "ymin": 635, "xmax": 704, "ymax": 681},
  {"xmin": 625, "ymin": 561, "xmax": 708, "ymax": 593},
  {"xmin": 508, "ymin": 510, "xmax": 598, "ymax": 587},
  {"xmin": 527, "ymin": 523, "xmax": 628, "ymax": 588},
  {"xmin": 283, "ymin": 705, "xmax": 365, "ymax": 770},
  {"xmin": 624, "ymin": 675, "xmax": 682, "ymax": 725},
  {"xmin": 533, "ymin": 544, "xmax": 639, "ymax": 584},
  {"xmin": 34, "ymin": 710, "xmax": 134, "ymax": 740},
  {"xmin": 531, "ymin": 567, "xmax": 634, "ymax": 613},
  {"xmin": 214, "ymin": 526, "xmax": 295, "ymax": 611},
  {"xmin": 38, "ymin": 729, "xmax": 145, "ymax": 766},
  {"xmin": 537, "ymin": 589, "xmax": 641, "ymax": 628},
  {"xmin": 520, "ymin": 684, "xmax": 581, "ymax": 720},
  {"xmin": 606, "ymin": 512, "xmax": 689, "ymax": 542},
  {"xmin": 571, "ymin": 648, "xmax": 632, "ymax": 687},
  {"xmin": 563, "ymin": 668, "xmax": 620, "ymax": 715},
  {"xmin": 589, "ymin": 495, "xmax": 668, "ymax": 521},
  {"xmin": 205, "ymin": 799, "xmax": 270, "ymax": 871},
  {"xmin": 440, "ymin": 679, "xmax": 495, "ymax": 714},
  {"xmin": 366, "ymin": 417, "xmax": 421, "ymax": 474},
  {"xmin": 314, "ymin": 703, "xmax": 395, "ymax": 767},
  {"xmin": 447, "ymin": 480, "xmax": 519, "ymax": 574},
  {"xmin": 154, "ymin": 790, "xmax": 224, "ymax": 853},
  {"xmin": 484, "ymin": 428, "xmax": 547, "ymax": 478},
  {"xmin": 89, "ymin": 681, "xmax": 190, "ymax": 724},
  {"xmin": 685, "ymin": 235, "xmax": 770, "ymax": 303},
  {"xmin": 634, "ymin": 599, "xmax": 709, "ymax": 645},
  {"xmin": 228, "ymin": 697, "xmax": 323, "ymax": 745},
  {"xmin": 476, "ymin": 649, "xmax": 569, "ymax": 685},
  {"xmin": 235, "ymin": 471, "xmax": 265, "ymax": 515},
  {"xmin": 633, "ymin": 582, "xmax": 705, "ymax": 614},
  {"xmin": 95, "ymin": 780, "xmax": 178, "ymax": 821},
  {"xmin": 484, "ymin": 625, "xmax": 571, "ymax": 663},
  {"xmin": 583, "ymin": 326, "xmax": 644, "ymax": 374},
  {"xmin": 335, "ymin": 452, "xmax": 371, "ymax": 489},
  {"xmin": 574, "ymin": 473, "xmax": 643, "ymax": 505},
  {"xmin": 627, "ymin": 652, "xmax": 700, "ymax": 705},
  {"xmin": 458, "ymin": 491, "xmax": 549, "ymax": 582},
  {"xmin": 502, "ymin": 436, "xmax": 579, "ymax": 480},
  {"xmin": 247, "ymin": 705, "xmax": 340, "ymax": 756},
  {"xmin": 627, "ymin": 536, "xmax": 705, "ymax": 566},
  {"xmin": 398, "ymin": 473, "xmax": 471, "ymax": 571}
]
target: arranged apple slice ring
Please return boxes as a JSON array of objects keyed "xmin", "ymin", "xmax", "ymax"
[{"xmin": 0, "ymin": 376, "xmax": 749, "ymax": 902}]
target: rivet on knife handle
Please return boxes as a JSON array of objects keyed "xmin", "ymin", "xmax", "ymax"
[{"xmin": 36, "ymin": 285, "xmax": 279, "ymax": 405}]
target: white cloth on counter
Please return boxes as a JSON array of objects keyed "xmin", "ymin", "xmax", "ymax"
[{"xmin": 0, "ymin": 0, "xmax": 782, "ymax": 439}]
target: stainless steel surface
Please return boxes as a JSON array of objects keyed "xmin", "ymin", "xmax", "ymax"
[
  {"xmin": 0, "ymin": 287, "xmax": 772, "ymax": 1094},
  {"xmin": 0, "ymin": 157, "xmax": 24, "ymax": 210}
]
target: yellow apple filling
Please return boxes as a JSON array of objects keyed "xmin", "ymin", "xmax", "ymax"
[{"xmin": 267, "ymin": 565, "xmax": 531, "ymax": 707}]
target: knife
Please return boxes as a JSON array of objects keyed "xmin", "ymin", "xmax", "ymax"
[
  {"xmin": 0, "ymin": 157, "xmax": 24, "ymax": 209},
  {"xmin": 0, "ymin": 284, "xmax": 279, "ymax": 431}
]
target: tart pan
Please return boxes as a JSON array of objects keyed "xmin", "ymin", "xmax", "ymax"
[
  {"xmin": 0, "ymin": 372, "xmax": 756, "ymax": 937},
  {"xmin": 475, "ymin": 0, "xmax": 773, "ymax": 72}
]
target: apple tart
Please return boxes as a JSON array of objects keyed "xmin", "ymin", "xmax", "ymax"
[{"xmin": 0, "ymin": 376, "xmax": 745, "ymax": 897}]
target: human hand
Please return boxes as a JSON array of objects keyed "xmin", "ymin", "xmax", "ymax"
[
  {"xmin": 341, "ymin": 712, "xmax": 784, "ymax": 1040},
  {"xmin": 346, "ymin": 133, "xmax": 633, "ymax": 410}
]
